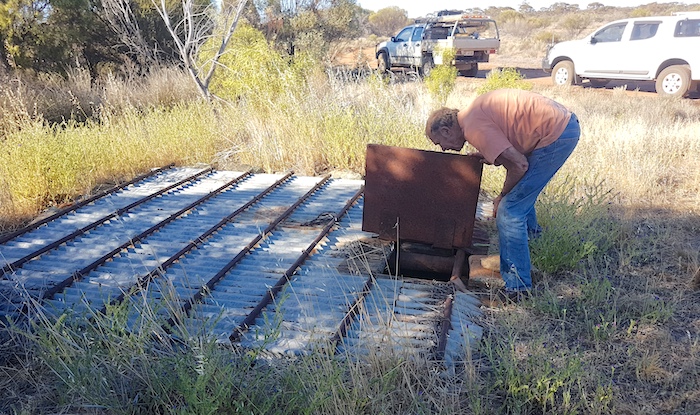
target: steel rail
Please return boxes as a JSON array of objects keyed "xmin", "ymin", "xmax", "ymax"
[
  {"xmin": 229, "ymin": 185, "xmax": 364, "ymax": 343},
  {"xmin": 328, "ymin": 273, "xmax": 375, "ymax": 352},
  {"xmin": 0, "ymin": 167, "xmax": 213, "ymax": 278},
  {"xmin": 98, "ymin": 172, "xmax": 298, "ymax": 315},
  {"xmin": 435, "ymin": 294, "xmax": 454, "ymax": 360},
  {"xmin": 0, "ymin": 164, "xmax": 174, "ymax": 245},
  {"xmin": 170, "ymin": 174, "xmax": 332, "ymax": 330},
  {"xmin": 40, "ymin": 170, "xmax": 253, "ymax": 301}
]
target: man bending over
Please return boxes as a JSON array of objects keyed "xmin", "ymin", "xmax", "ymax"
[{"xmin": 425, "ymin": 89, "xmax": 579, "ymax": 298}]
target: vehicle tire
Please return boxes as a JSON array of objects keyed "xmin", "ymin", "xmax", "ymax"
[
  {"xmin": 551, "ymin": 60, "xmax": 578, "ymax": 86},
  {"xmin": 377, "ymin": 52, "xmax": 389, "ymax": 74},
  {"xmin": 588, "ymin": 78, "xmax": 609, "ymax": 88},
  {"xmin": 421, "ymin": 58, "xmax": 434, "ymax": 78},
  {"xmin": 656, "ymin": 65, "xmax": 691, "ymax": 98},
  {"xmin": 459, "ymin": 63, "xmax": 478, "ymax": 77}
]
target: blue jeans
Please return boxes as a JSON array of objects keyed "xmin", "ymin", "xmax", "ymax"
[{"xmin": 497, "ymin": 114, "xmax": 580, "ymax": 292}]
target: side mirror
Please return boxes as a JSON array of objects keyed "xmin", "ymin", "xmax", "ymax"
[
  {"xmin": 590, "ymin": 36, "xmax": 598, "ymax": 44},
  {"xmin": 391, "ymin": 36, "xmax": 396, "ymax": 42}
]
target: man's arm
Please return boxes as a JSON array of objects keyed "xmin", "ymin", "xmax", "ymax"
[{"xmin": 492, "ymin": 147, "xmax": 529, "ymax": 216}]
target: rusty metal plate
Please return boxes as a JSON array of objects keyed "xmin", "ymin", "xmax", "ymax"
[{"xmin": 362, "ymin": 144, "xmax": 483, "ymax": 249}]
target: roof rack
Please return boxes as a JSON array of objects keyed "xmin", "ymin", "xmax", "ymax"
[{"xmin": 415, "ymin": 11, "xmax": 492, "ymax": 24}]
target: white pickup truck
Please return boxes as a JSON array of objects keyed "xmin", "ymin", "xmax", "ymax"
[
  {"xmin": 375, "ymin": 12, "xmax": 500, "ymax": 77},
  {"xmin": 542, "ymin": 12, "xmax": 700, "ymax": 97}
]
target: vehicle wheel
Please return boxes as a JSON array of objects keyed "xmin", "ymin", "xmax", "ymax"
[
  {"xmin": 551, "ymin": 61, "xmax": 578, "ymax": 86},
  {"xmin": 588, "ymin": 78, "xmax": 609, "ymax": 88},
  {"xmin": 459, "ymin": 63, "xmax": 478, "ymax": 77},
  {"xmin": 656, "ymin": 65, "xmax": 691, "ymax": 98},
  {"xmin": 377, "ymin": 52, "xmax": 389, "ymax": 74},
  {"xmin": 421, "ymin": 58, "xmax": 434, "ymax": 78}
]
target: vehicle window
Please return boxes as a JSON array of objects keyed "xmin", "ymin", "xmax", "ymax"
[
  {"xmin": 593, "ymin": 23, "xmax": 627, "ymax": 42},
  {"xmin": 411, "ymin": 27, "xmax": 424, "ymax": 41},
  {"xmin": 456, "ymin": 20, "xmax": 498, "ymax": 39},
  {"xmin": 675, "ymin": 19, "xmax": 700, "ymax": 37},
  {"xmin": 394, "ymin": 27, "xmax": 414, "ymax": 42},
  {"xmin": 426, "ymin": 26, "xmax": 449, "ymax": 40},
  {"xmin": 630, "ymin": 22, "xmax": 660, "ymax": 40}
]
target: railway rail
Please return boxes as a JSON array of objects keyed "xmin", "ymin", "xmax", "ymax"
[{"xmin": 0, "ymin": 167, "xmax": 484, "ymax": 369}]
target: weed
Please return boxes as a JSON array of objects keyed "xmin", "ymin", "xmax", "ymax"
[
  {"xmin": 424, "ymin": 47, "xmax": 458, "ymax": 105},
  {"xmin": 476, "ymin": 67, "xmax": 532, "ymax": 95},
  {"xmin": 530, "ymin": 177, "xmax": 620, "ymax": 274}
]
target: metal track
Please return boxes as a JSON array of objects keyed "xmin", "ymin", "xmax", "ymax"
[{"xmin": 0, "ymin": 167, "xmax": 484, "ymax": 369}]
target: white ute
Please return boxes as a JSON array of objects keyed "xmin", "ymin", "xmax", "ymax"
[
  {"xmin": 376, "ymin": 11, "xmax": 500, "ymax": 77},
  {"xmin": 542, "ymin": 12, "xmax": 700, "ymax": 97}
]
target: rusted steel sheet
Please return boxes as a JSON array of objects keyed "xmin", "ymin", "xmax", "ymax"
[{"xmin": 362, "ymin": 144, "xmax": 482, "ymax": 249}]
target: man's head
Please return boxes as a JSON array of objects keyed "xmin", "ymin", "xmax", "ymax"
[{"xmin": 425, "ymin": 107, "xmax": 465, "ymax": 151}]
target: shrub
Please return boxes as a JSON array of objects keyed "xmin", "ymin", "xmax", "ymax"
[
  {"xmin": 630, "ymin": 8, "xmax": 653, "ymax": 17},
  {"xmin": 424, "ymin": 48, "xmax": 457, "ymax": 105},
  {"xmin": 476, "ymin": 67, "xmax": 532, "ymax": 94},
  {"xmin": 530, "ymin": 177, "xmax": 620, "ymax": 273},
  {"xmin": 560, "ymin": 14, "xmax": 591, "ymax": 38},
  {"xmin": 534, "ymin": 30, "xmax": 563, "ymax": 44},
  {"xmin": 203, "ymin": 24, "xmax": 294, "ymax": 105}
]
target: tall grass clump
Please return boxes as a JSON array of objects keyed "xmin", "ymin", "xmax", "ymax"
[
  {"xmin": 0, "ymin": 102, "xmax": 224, "ymax": 221},
  {"xmin": 476, "ymin": 67, "xmax": 532, "ymax": 95},
  {"xmin": 530, "ymin": 176, "xmax": 620, "ymax": 273},
  {"xmin": 482, "ymin": 328, "xmax": 614, "ymax": 414}
]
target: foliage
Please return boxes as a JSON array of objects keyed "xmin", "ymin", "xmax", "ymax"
[
  {"xmin": 560, "ymin": 13, "xmax": 591, "ymax": 38},
  {"xmin": 476, "ymin": 67, "xmax": 532, "ymax": 94},
  {"xmin": 0, "ymin": 0, "xmax": 180, "ymax": 74},
  {"xmin": 368, "ymin": 6, "xmax": 409, "ymax": 36},
  {"xmin": 247, "ymin": 0, "xmax": 364, "ymax": 58},
  {"xmin": 204, "ymin": 24, "xmax": 299, "ymax": 104},
  {"xmin": 546, "ymin": 2, "xmax": 581, "ymax": 13},
  {"xmin": 423, "ymin": 47, "xmax": 457, "ymax": 105},
  {"xmin": 530, "ymin": 177, "xmax": 620, "ymax": 273},
  {"xmin": 483, "ymin": 334, "xmax": 604, "ymax": 414},
  {"xmin": 534, "ymin": 30, "xmax": 563, "ymax": 44},
  {"xmin": 0, "ymin": 0, "xmax": 109, "ymax": 73},
  {"xmin": 630, "ymin": 7, "xmax": 653, "ymax": 17},
  {"xmin": 0, "ymin": 101, "xmax": 221, "ymax": 219}
]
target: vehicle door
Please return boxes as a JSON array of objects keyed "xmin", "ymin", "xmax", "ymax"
[
  {"xmin": 389, "ymin": 26, "xmax": 415, "ymax": 65},
  {"xmin": 674, "ymin": 18, "xmax": 700, "ymax": 78},
  {"xmin": 407, "ymin": 26, "xmax": 424, "ymax": 67},
  {"xmin": 575, "ymin": 22, "xmax": 628, "ymax": 76},
  {"xmin": 619, "ymin": 20, "xmax": 662, "ymax": 78}
]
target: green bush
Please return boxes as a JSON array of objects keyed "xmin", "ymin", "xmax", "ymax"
[
  {"xmin": 424, "ymin": 48, "xmax": 457, "ymax": 105},
  {"xmin": 476, "ymin": 67, "xmax": 532, "ymax": 94},
  {"xmin": 530, "ymin": 177, "xmax": 620, "ymax": 274},
  {"xmin": 203, "ymin": 24, "xmax": 301, "ymax": 106}
]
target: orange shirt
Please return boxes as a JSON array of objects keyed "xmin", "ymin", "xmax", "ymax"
[{"xmin": 458, "ymin": 89, "xmax": 572, "ymax": 164}]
